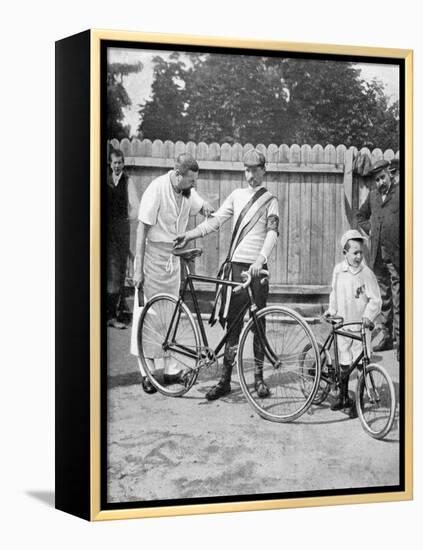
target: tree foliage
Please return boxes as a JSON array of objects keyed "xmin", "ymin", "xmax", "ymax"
[
  {"xmin": 138, "ymin": 53, "xmax": 188, "ymax": 141},
  {"xmin": 136, "ymin": 54, "xmax": 398, "ymax": 150},
  {"xmin": 107, "ymin": 61, "xmax": 143, "ymax": 140}
]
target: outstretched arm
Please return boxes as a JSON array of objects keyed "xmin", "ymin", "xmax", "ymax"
[{"xmin": 174, "ymin": 217, "xmax": 220, "ymax": 248}]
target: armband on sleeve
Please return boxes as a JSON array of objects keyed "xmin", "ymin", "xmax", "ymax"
[{"xmin": 267, "ymin": 214, "xmax": 279, "ymax": 235}]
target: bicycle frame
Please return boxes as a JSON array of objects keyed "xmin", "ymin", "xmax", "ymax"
[
  {"xmin": 162, "ymin": 260, "xmax": 276, "ymax": 367},
  {"xmin": 320, "ymin": 320, "xmax": 373, "ymax": 389}
]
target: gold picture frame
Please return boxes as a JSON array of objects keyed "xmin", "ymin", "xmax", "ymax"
[{"xmin": 55, "ymin": 29, "xmax": 413, "ymax": 521}]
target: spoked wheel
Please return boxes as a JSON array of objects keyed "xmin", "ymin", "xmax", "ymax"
[
  {"xmin": 137, "ymin": 294, "xmax": 200, "ymax": 397},
  {"xmin": 237, "ymin": 306, "xmax": 320, "ymax": 422},
  {"xmin": 356, "ymin": 363, "xmax": 396, "ymax": 439},
  {"xmin": 300, "ymin": 341, "xmax": 331, "ymax": 405}
]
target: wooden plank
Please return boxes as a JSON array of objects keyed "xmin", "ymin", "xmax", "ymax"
[
  {"xmin": 131, "ymin": 138, "xmax": 142, "ymax": 156},
  {"xmin": 175, "ymin": 140, "xmax": 186, "ymax": 157},
  {"xmin": 195, "ymin": 170, "xmax": 220, "ymax": 278},
  {"xmin": 186, "ymin": 141, "xmax": 197, "ymax": 157},
  {"xmin": 279, "ymin": 144, "xmax": 290, "ymax": 163},
  {"xmin": 231, "ymin": 143, "xmax": 243, "ymax": 161},
  {"xmin": 267, "ymin": 143, "xmax": 279, "ymax": 163},
  {"xmin": 324, "ymin": 144, "xmax": 337, "ymax": 164},
  {"xmin": 140, "ymin": 139, "xmax": 152, "ymax": 157},
  {"xmin": 312, "ymin": 144, "xmax": 324, "ymax": 163},
  {"xmin": 287, "ymin": 173, "xmax": 301, "ymax": 284},
  {"xmin": 290, "ymin": 144, "xmax": 301, "ymax": 163},
  {"xmin": 336, "ymin": 144, "xmax": 346, "ymax": 164},
  {"xmin": 208, "ymin": 142, "xmax": 221, "ymax": 161},
  {"xmin": 125, "ymin": 157, "xmax": 344, "ymax": 172},
  {"xmin": 221, "ymin": 142, "xmax": 232, "ymax": 161},
  {"xmin": 383, "ymin": 149, "xmax": 395, "ymax": 161},
  {"xmin": 343, "ymin": 147, "xmax": 354, "ymax": 225},
  {"xmin": 276, "ymin": 172, "xmax": 288, "ymax": 284},
  {"xmin": 335, "ymin": 177, "xmax": 348, "ymax": 264},
  {"xmin": 120, "ymin": 138, "xmax": 131, "ymax": 157},
  {"xmin": 371, "ymin": 147, "xmax": 383, "ymax": 162},
  {"xmin": 310, "ymin": 178, "xmax": 324, "ymax": 284},
  {"xmin": 266, "ymin": 172, "xmax": 279, "ymax": 280},
  {"xmin": 197, "ymin": 142, "xmax": 208, "ymax": 160},
  {"xmin": 322, "ymin": 172, "xmax": 336, "ymax": 285},
  {"xmin": 163, "ymin": 140, "xmax": 174, "ymax": 159},
  {"xmin": 301, "ymin": 144, "xmax": 312, "ymax": 164},
  {"xmin": 152, "ymin": 139, "xmax": 163, "ymax": 157},
  {"xmin": 300, "ymin": 173, "xmax": 312, "ymax": 284}
]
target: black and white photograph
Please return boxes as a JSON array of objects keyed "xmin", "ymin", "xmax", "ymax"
[{"xmin": 103, "ymin": 39, "xmax": 407, "ymax": 510}]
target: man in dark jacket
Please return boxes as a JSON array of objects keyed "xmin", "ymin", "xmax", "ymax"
[
  {"xmin": 107, "ymin": 148, "xmax": 138, "ymax": 328},
  {"xmin": 356, "ymin": 159, "xmax": 400, "ymax": 359}
]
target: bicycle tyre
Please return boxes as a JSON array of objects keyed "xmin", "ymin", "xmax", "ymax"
[
  {"xmin": 137, "ymin": 293, "xmax": 201, "ymax": 397},
  {"xmin": 356, "ymin": 363, "xmax": 396, "ymax": 439},
  {"xmin": 237, "ymin": 305, "xmax": 320, "ymax": 422}
]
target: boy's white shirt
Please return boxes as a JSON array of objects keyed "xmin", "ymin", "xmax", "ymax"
[{"xmin": 327, "ymin": 259, "xmax": 382, "ymax": 325}]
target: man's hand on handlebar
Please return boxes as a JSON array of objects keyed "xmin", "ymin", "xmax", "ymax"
[
  {"xmin": 249, "ymin": 258, "xmax": 265, "ymax": 278},
  {"xmin": 362, "ymin": 317, "xmax": 374, "ymax": 330}
]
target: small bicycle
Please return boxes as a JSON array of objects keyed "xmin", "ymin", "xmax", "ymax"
[
  {"xmin": 137, "ymin": 247, "xmax": 321, "ymax": 423},
  {"xmin": 301, "ymin": 315, "xmax": 396, "ymax": 439}
]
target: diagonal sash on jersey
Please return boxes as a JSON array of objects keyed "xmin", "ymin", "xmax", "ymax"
[{"xmin": 209, "ymin": 187, "xmax": 274, "ymax": 328}]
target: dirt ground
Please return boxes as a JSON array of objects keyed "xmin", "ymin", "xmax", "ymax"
[{"xmin": 106, "ymin": 320, "xmax": 400, "ymax": 504}]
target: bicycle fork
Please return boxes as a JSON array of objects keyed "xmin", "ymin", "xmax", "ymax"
[{"xmin": 360, "ymin": 325, "xmax": 380, "ymax": 406}]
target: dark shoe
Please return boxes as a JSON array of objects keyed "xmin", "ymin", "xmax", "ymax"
[
  {"xmin": 254, "ymin": 374, "xmax": 270, "ymax": 398},
  {"xmin": 142, "ymin": 376, "xmax": 157, "ymax": 394},
  {"xmin": 373, "ymin": 334, "xmax": 393, "ymax": 352},
  {"xmin": 330, "ymin": 394, "xmax": 344, "ymax": 411},
  {"xmin": 346, "ymin": 401, "xmax": 358, "ymax": 419},
  {"xmin": 163, "ymin": 371, "xmax": 184, "ymax": 385},
  {"xmin": 107, "ymin": 318, "xmax": 127, "ymax": 329},
  {"xmin": 205, "ymin": 381, "xmax": 231, "ymax": 401}
]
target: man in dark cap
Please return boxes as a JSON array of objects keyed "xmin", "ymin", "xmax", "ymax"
[
  {"xmin": 356, "ymin": 159, "xmax": 400, "ymax": 359},
  {"xmin": 174, "ymin": 149, "xmax": 279, "ymax": 400}
]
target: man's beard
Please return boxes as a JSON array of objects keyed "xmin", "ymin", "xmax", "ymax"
[{"xmin": 181, "ymin": 187, "xmax": 191, "ymax": 198}]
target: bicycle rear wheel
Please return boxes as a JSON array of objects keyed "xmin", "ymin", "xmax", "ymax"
[
  {"xmin": 356, "ymin": 363, "xmax": 396, "ymax": 439},
  {"xmin": 237, "ymin": 306, "xmax": 320, "ymax": 422},
  {"xmin": 137, "ymin": 293, "xmax": 200, "ymax": 397}
]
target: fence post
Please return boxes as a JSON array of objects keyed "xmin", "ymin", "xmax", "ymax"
[{"xmin": 343, "ymin": 147, "xmax": 355, "ymax": 228}]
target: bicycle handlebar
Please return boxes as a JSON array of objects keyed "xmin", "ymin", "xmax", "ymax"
[
  {"xmin": 233, "ymin": 269, "xmax": 269, "ymax": 294},
  {"xmin": 321, "ymin": 315, "xmax": 374, "ymax": 331}
]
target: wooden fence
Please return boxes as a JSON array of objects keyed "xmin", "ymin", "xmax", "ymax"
[{"xmin": 109, "ymin": 138, "xmax": 399, "ymax": 300}]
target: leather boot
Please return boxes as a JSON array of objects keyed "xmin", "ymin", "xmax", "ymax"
[
  {"xmin": 254, "ymin": 371, "xmax": 270, "ymax": 398},
  {"xmin": 205, "ymin": 363, "xmax": 232, "ymax": 400},
  {"xmin": 330, "ymin": 384, "xmax": 345, "ymax": 411},
  {"xmin": 206, "ymin": 345, "xmax": 235, "ymax": 401},
  {"xmin": 330, "ymin": 366, "xmax": 349, "ymax": 411},
  {"xmin": 341, "ymin": 371, "xmax": 358, "ymax": 418}
]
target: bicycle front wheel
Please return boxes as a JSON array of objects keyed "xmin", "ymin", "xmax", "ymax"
[
  {"xmin": 356, "ymin": 363, "xmax": 396, "ymax": 439},
  {"xmin": 137, "ymin": 294, "xmax": 200, "ymax": 397},
  {"xmin": 237, "ymin": 306, "xmax": 320, "ymax": 422}
]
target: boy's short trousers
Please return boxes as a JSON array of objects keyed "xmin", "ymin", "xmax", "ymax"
[{"xmin": 337, "ymin": 327, "xmax": 372, "ymax": 365}]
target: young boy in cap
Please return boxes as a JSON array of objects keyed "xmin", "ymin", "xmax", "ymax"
[
  {"xmin": 174, "ymin": 149, "xmax": 279, "ymax": 400},
  {"xmin": 324, "ymin": 229, "xmax": 382, "ymax": 417}
]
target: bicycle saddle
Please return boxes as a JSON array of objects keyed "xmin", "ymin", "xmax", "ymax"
[{"xmin": 172, "ymin": 247, "xmax": 203, "ymax": 261}]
